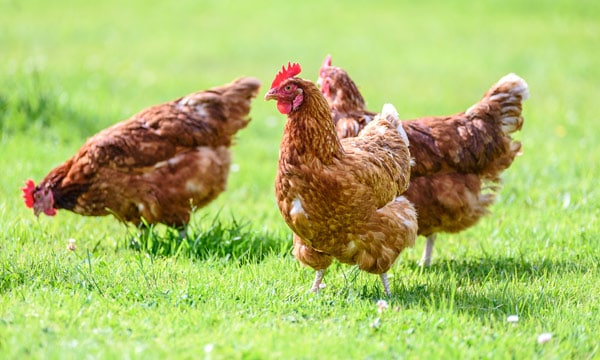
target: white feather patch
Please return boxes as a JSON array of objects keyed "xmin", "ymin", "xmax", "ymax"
[
  {"xmin": 381, "ymin": 103, "xmax": 399, "ymax": 119},
  {"xmin": 290, "ymin": 197, "xmax": 306, "ymax": 217},
  {"xmin": 380, "ymin": 103, "xmax": 409, "ymax": 146},
  {"xmin": 397, "ymin": 123, "xmax": 409, "ymax": 146},
  {"xmin": 177, "ymin": 97, "xmax": 209, "ymax": 117}
]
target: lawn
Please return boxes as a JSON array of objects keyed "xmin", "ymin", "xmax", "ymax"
[{"xmin": 1, "ymin": 0, "xmax": 599, "ymax": 358}]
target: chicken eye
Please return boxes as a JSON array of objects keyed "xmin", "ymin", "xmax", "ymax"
[{"xmin": 284, "ymin": 85, "xmax": 292, "ymax": 91}]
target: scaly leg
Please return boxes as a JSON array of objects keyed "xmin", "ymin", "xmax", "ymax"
[
  {"xmin": 311, "ymin": 270, "xmax": 325, "ymax": 292},
  {"xmin": 419, "ymin": 233, "xmax": 437, "ymax": 267},
  {"xmin": 380, "ymin": 273, "xmax": 391, "ymax": 296},
  {"xmin": 178, "ymin": 226, "xmax": 187, "ymax": 240}
]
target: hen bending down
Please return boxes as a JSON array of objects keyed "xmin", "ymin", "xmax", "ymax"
[
  {"xmin": 318, "ymin": 55, "xmax": 529, "ymax": 266},
  {"xmin": 265, "ymin": 63, "xmax": 417, "ymax": 295},
  {"xmin": 22, "ymin": 77, "xmax": 261, "ymax": 230}
]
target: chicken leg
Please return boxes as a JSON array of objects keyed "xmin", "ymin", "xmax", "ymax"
[
  {"xmin": 311, "ymin": 270, "xmax": 325, "ymax": 292},
  {"xmin": 419, "ymin": 233, "xmax": 437, "ymax": 267},
  {"xmin": 380, "ymin": 273, "xmax": 391, "ymax": 296}
]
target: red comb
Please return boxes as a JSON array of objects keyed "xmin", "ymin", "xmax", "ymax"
[
  {"xmin": 270, "ymin": 62, "xmax": 302, "ymax": 88},
  {"xmin": 319, "ymin": 55, "xmax": 332, "ymax": 77},
  {"xmin": 323, "ymin": 54, "xmax": 332, "ymax": 68},
  {"xmin": 22, "ymin": 179, "xmax": 36, "ymax": 208}
]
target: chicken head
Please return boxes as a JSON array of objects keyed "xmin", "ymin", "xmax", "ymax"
[
  {"xmin": 264, "ymin": 62, "xmax": 304, "ymax": 114},
  {"xmin": 22, "ymin": 179, "xmax": 57, "ymax": 217}
]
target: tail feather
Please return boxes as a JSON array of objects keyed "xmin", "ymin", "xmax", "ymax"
[
  {"xmin": 224, "ymin": 76, "xmax": 262, "ymax": 99},
  {"xmin": 492, "ymin": 73, "xmax": 530, "ymax": 101},
  {"xmin": 220, "ymin": 76, "xmax": 262, "ymax": 121},
  {"xmin": 378, "ymin": 103, "xmax": 409, "ymax": 147},
  {"xmin": 466, "ymin": 73, "xmax": 529, "ymax": 136},
  {"xmin": 174, "ymin": 77, "xmax": 261, "ymax": 142}
]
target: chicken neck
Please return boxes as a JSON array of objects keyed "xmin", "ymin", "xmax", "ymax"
[{"xmin": 280, "ymin": 85, "xmax": 344, "ymax": 165}]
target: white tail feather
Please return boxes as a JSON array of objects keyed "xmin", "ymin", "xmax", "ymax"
[
  {"xmin": 497, "ymin": 73, "xmax": 530, "ymax": 100},
  {"xmin": 381, "ymin": 103, "xmax": 399, "ymax": 119},
  {"xmin": 466, "ymin": 73, "xmax": 530, "ymax": 116},
  {"xmin": 379, "ymin": 103, "xmax": 409, "ymax": 146}
]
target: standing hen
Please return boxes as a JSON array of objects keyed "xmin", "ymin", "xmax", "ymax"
[
  {"xmin": 318, "ymin": 55, "xmax": 529, "ymax": 266},
  {"xmin": 22, "ymin": 77, "xmax": 261, "ymax": 231},
  {"xmin": 265, "ymin": 63, "xmax": 417, "ymax": 295}
]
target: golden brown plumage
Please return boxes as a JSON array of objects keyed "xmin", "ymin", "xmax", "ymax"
[
  {"xmin": 318, "ymin": 56, "xmax": 528, "ymax": 265},
  {"xmin": 23, "ymin": 77, "xmax": 261, "ymax": 229},
  {"xmin": 266, "ymin": 63, "xmax": 417, "ymax": 295}
]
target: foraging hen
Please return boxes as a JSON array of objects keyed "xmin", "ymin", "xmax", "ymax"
[{"xmin": 22, "ymin": 77, "xmax": 261, "ymax": 230}]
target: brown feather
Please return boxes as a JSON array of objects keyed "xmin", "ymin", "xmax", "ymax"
[{"xmin": 34, "ymin": 77, "xmax": 261, "ymax": 227}]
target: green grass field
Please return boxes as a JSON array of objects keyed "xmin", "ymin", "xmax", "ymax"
[{"xmin": 1, "ymin": 0, "xmax": 599, "ymax": 358}]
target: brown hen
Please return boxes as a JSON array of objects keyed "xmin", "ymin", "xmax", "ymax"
[
  {"xmin": 266, "ymin": 63, "xmax": 417, "ymax": 295},
  {"xmin": 22, "ymin": 77, "xmax": 261, "ymax": 230},
  {"xmin": 318, "ymin": 55, "xmax": 528, "ymax": 266}
]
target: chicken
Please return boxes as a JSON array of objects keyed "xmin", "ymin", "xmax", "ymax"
[
  {"xmin": 22, "ymin": 77, "xmax": 261, "ymax": 231},
  {"xmin": 318, "ymin": 55, "xmax": 529, "ymax": 266},
  {"xmin": 265, "ymin": 62, "xmax": 417, "ymax": 295}
]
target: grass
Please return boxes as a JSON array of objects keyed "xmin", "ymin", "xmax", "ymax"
[{"xmin": 1, "ymin": 0, "xmax": 599, "ymax": 358}]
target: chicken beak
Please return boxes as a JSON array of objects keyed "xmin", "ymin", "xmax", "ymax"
[
  {"xmin": 264, "ymin": 88, "xmax": 277, "ymax": 101},
  {"xmin": 33, "ymin": 205, "xmax": 42, "ymax": 217}
]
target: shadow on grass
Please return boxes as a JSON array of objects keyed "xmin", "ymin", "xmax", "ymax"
[
  {"xmin": 124, "ymin": 215, "xmax": 292, "ymax": 265},
  {"xmin": 324, "ymin": 256, "xmax": 596, "ymax": 319},
  {"xmin": 387, "ymin": 256, "xmax": 597, "ymax": 318}
]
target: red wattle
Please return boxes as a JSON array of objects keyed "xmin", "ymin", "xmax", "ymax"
[
  {"xmin": 44, "ymin": 208, "xmax": 57, "ymax": 216},
  {"xmin": 277, "ymin": 100, "xmax": 292, "ymax": 115}
]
